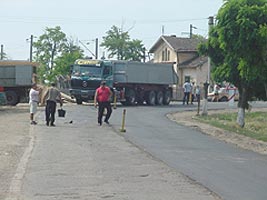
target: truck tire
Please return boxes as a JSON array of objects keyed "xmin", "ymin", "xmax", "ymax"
[
  {"xmin": 137, "ymin": 97, "xmax": 144, "ymax": 105},
  {"xmin": 219, "ymin": 96, "xmax": 228, "ymax": 102},
  {"xmin": 76, "ymin": 98, "xmax": 83, "ymax": 105},
  {"xmin": 5, "ymin": 91, "xmax": 19, "ymax": 106},
  {"xmin": 146, "ymin": 90, "xmax": 156, "ymax": 105},
  {"xmin": 125, "ymin": 89, "xmax": 136, "ymax": 106},
  {"xmin": 163, "ymin": 90, "xmax": 171, "ymax": 105},
  {"xmin": 156, "ymin": 91, "xmax": 164, "ymax": 105}
]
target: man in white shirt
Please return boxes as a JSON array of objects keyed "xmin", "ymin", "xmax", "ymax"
[
  {"xmin": 183, "ymin": 81, "xmax": 192, "ymax": 105},
  {"xmin": 29, "ymin": 83, "xmax": 40, "ymax": 125}
]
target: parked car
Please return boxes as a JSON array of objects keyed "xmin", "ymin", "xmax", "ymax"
[{"xmin": 208, "ymin": 87, "xmax": 239, "ymax": 102}]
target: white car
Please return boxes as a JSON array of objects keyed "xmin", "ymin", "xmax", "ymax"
[{"xmin": 208, "ymin": 87, "xmax": 239, "ymax": 102}]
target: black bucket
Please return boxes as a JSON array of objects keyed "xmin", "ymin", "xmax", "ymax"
[{"xmin": 58, "ymin": 108, "xmax": 66, "ymax": 117}]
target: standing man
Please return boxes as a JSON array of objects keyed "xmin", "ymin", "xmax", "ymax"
[
  {"xmin": 44, "ymin": 82, "xmax": 63, "ymax": 127},
  {"xmin": 94, "ymin": 81, "xmax": 113, "ymax": 126},
  {"xmin": 182, "ymin": 80, "xmax": 192, "ymax": 105},
  {"xmin": 29, "ymin": 83, "xmax": 40, "ymax": 125}
]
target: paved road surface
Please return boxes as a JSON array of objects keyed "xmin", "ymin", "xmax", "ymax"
[
  {"xmin": 4, "ymin": 103, "xmax": 220, "ymax": 200},
  {"xmin": 110, "ymin": 102, "xmax": 267, "ymax": 200}
]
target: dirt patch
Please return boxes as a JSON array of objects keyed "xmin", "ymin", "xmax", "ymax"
[{"xmin": 167, "ymin": 108, "xmax": 267, "ymax": 155}]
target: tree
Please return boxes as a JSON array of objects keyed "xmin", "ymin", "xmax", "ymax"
[
  {"xmin": 101, "ymin": 25, "xmax": 145, "ymax": 61},
  {"xmin": 199, "ymin": 0, "xmax": 267, "ymax": 127},
  {"xmin": 33, "ymin": 27, "xmax": 84, "ymax": 83},
  {"xmin": 33, "ymin": 26, "xmax": 67, "ymax": 82},
  {"xmin": 54, "ymin": 37, "xmax": 84, "ymax": 77}
]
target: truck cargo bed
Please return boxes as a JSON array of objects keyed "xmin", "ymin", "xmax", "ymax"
[{"xmin": 113, "ymin": 61, "xmax": 178, "ymax": 85}]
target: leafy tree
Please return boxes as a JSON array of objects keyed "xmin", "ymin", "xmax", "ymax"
[
  {"xmin": 33, "ymin": 27, "xmax": 83, "ymax": 83},
  {"xmin": 33, "ymin": 26, "xmax": 67, "ymax": 82},
  {"xmin": 53, "ymin": 37, "xmax": 84, "ymax": 77},
  {"xmin": 124, "ymin": 39, "xmax": 145, "ymax": 61},
  {"xmin": 199, "ymin": 0, "xmax": 267, "ymax": 127},
  {"xmin": 101, "ymin": 25, "xmax": 145, "ymax": 61}
]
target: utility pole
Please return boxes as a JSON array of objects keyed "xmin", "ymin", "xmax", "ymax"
[
  {"xmin": 143, "ymin": 47, "xmax": 146, "ymax": 63},
  {"xmin": 189, "ymin": 24, "xmax": 197, "ymax": 38},
  {"xmin": 202, "ymin": 16, "xmax": 214, "ymax": 116},
  {"xmin": 95, "ymin": 38, "xmax": 98, "ymax": 59},
  {"xmin": 0, "ymin": 44, "xmax": 3, "ymax": 60},
  {"xmin": 30, "ymin": 35, "xmax": 33, "ymax": 62},
  {"xmin": 207, "ymin": 16, "xmax": 214, "ymax": 83}
]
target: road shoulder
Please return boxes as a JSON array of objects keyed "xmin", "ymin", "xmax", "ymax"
[{"xmin": 167, "ymin": 108, "xmax": 267, "ymax": 155}]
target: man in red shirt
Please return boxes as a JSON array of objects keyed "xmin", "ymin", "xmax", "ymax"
[{"xmin": 94, "ymin": 81, "xmax": 113, "ymax": 126}]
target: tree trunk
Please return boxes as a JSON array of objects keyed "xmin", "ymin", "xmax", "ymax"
[
  {"xmin": 236, "ymin": 86, "xmax": 249, "ymax": 127},
  {"xmin": 264, "ymin": 83, "xmax": 267, "ymax": 100},
  {"xmin": 237, "ymin": 107, "xmax": 245, "ymax": 128}
]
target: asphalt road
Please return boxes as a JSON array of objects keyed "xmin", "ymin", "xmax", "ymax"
[
  {"xmin": 110, "ymin": 102, "xmax": 267, "ymax": 200},
  {"xmin": 5, "ymin": 101, "xmax": 267, "ymax": 200},
  {"xmin": 6, "ymin": 102, "xmax": 221, "ymax": 200}
]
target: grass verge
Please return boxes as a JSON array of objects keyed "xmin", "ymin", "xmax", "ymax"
[{"xmin": 194, "ymin": 111, "xmax": 267, "ymax": 142}]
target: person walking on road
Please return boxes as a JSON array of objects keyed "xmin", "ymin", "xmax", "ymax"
[
  {"xmin": 44, "ymin": 82, "xmax": 63, "ymax": 127},
  {"xmin": 29, "ymin": 83, "xmax": 40, "ymax": 125},
  {"xmin": 94, "ymin": 81, "xmax": 113, "ymax": 126}
]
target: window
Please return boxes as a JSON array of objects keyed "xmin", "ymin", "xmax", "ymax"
[
  {"xmin": 185, "ymin": 76, "xmax": 190, "ymax": 82},
  {"xmin": 162, "ymin": 48, "xmax": 170, "ymax": 61}
]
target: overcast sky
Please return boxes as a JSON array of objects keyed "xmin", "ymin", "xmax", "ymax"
[{"xmin": 0, "ymin": 0, "xmax": 224, "ymax": 60}]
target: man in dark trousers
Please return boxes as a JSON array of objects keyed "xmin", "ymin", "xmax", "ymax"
[
  {"xmin": 94, "ymin": 81, "xmax": 113, "ymax": 126},
  {"xmin": 44, "ymin": 83, "xmax": 63, "ymax": 126}
]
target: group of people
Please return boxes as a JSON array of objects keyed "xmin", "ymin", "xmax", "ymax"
[
  {"xmin": 29, "ymin": 82, "xmax": 63, "ymax": 126},
  {"xmin": 182, "ymin": 81, "xmax": 201, "ymax": 105},
  {"xmin": 29, "ymin": 81, "xmax": 113, "ymax": 127}
]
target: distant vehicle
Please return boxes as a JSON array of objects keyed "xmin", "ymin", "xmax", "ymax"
[
  {"xmin": 0, "ymin": 87, "xmax": 7, "ymax": 105},
  {"xmin": 208, "ymin": 87, "xmax": 239, "ymax": 102},
  {"xmin": 0, "ymin": 60, "xmax": 38, "ymax": 105},
  {"xmin": 69, "ymin": 59, "xmax": 178, "ymax": 105}
]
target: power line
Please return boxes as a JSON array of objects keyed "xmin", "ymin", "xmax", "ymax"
[{"xmin": 0, "ymin": 16, "xmax": 209, "ymax": 25}]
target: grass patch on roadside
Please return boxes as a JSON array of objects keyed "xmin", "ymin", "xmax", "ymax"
[{"xmin": 194, "ymin": 111, "xmax": 267, "ymax": 142}]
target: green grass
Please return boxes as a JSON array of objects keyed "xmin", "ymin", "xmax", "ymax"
[{"xmin": 195, "ymin": 111, "xmax": 267, "ymax": 142}]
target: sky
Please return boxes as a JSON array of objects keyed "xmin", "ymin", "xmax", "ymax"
[{"xmin": 0, "ymin": 0, "xmax": 224, "ymax": 60}]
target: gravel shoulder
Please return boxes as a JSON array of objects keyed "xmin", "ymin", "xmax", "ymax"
[
  {"xmin": 0, "ymin": 104, "xmax": 31, "ymax": 199},
  {"xmin": 167, "ymin": 108, "xmax": 267, "ymax": 155}
]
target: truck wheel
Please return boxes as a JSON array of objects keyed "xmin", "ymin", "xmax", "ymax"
[
  {"xmin": 137, "ymin": 97, "xmax": 144, "ymax": 105},
  {"xmin": 219, "ymin": 96, "xmax": 228, "ymax": 102},
  {"xmin": 163, "ymin": 90, "xmax": 171, "ymax": 105},
  {"xmin": 156, "ymin": 91, "xmax": 164, "ymax": 105},
  {"xmin": 5, "ymin": 91, "xmax": 18, "ymax": 106},
  {"xmin": 76, "ymin": 98, "xmax": 83, "ymax": 105},
  {"xmin": 146, "ymin": 90, "xmax": 156, "ymax": 105},
  {"xmin": 125, "ymin": 89, "xmax": 136, "ymax": 106}
]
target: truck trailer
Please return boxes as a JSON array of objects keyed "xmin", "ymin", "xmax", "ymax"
[
  {"xmin": 0, "ymin": 60, "xmax": 38, "ymax": 105},
  {"xmin": 70, "ymin": 59, "xmax": 178, "ymax": 105}
]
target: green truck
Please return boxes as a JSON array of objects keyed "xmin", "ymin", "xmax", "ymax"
[{"xmin": 70, "ymin": 59, "xmax": 178, "ymax": 105}]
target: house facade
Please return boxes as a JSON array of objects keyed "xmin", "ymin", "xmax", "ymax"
[{"xmin": 149, "ymin": 35, "xmax": 209, "ymax": 100}]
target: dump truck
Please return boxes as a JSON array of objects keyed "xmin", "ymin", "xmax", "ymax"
[
  {"xmin": 70, "ymin": 59, "xmax": 178, "ymax": 105},
  {"xmin": 0, "ymin": 60, "xmax": 38, "ymax": 105}
]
